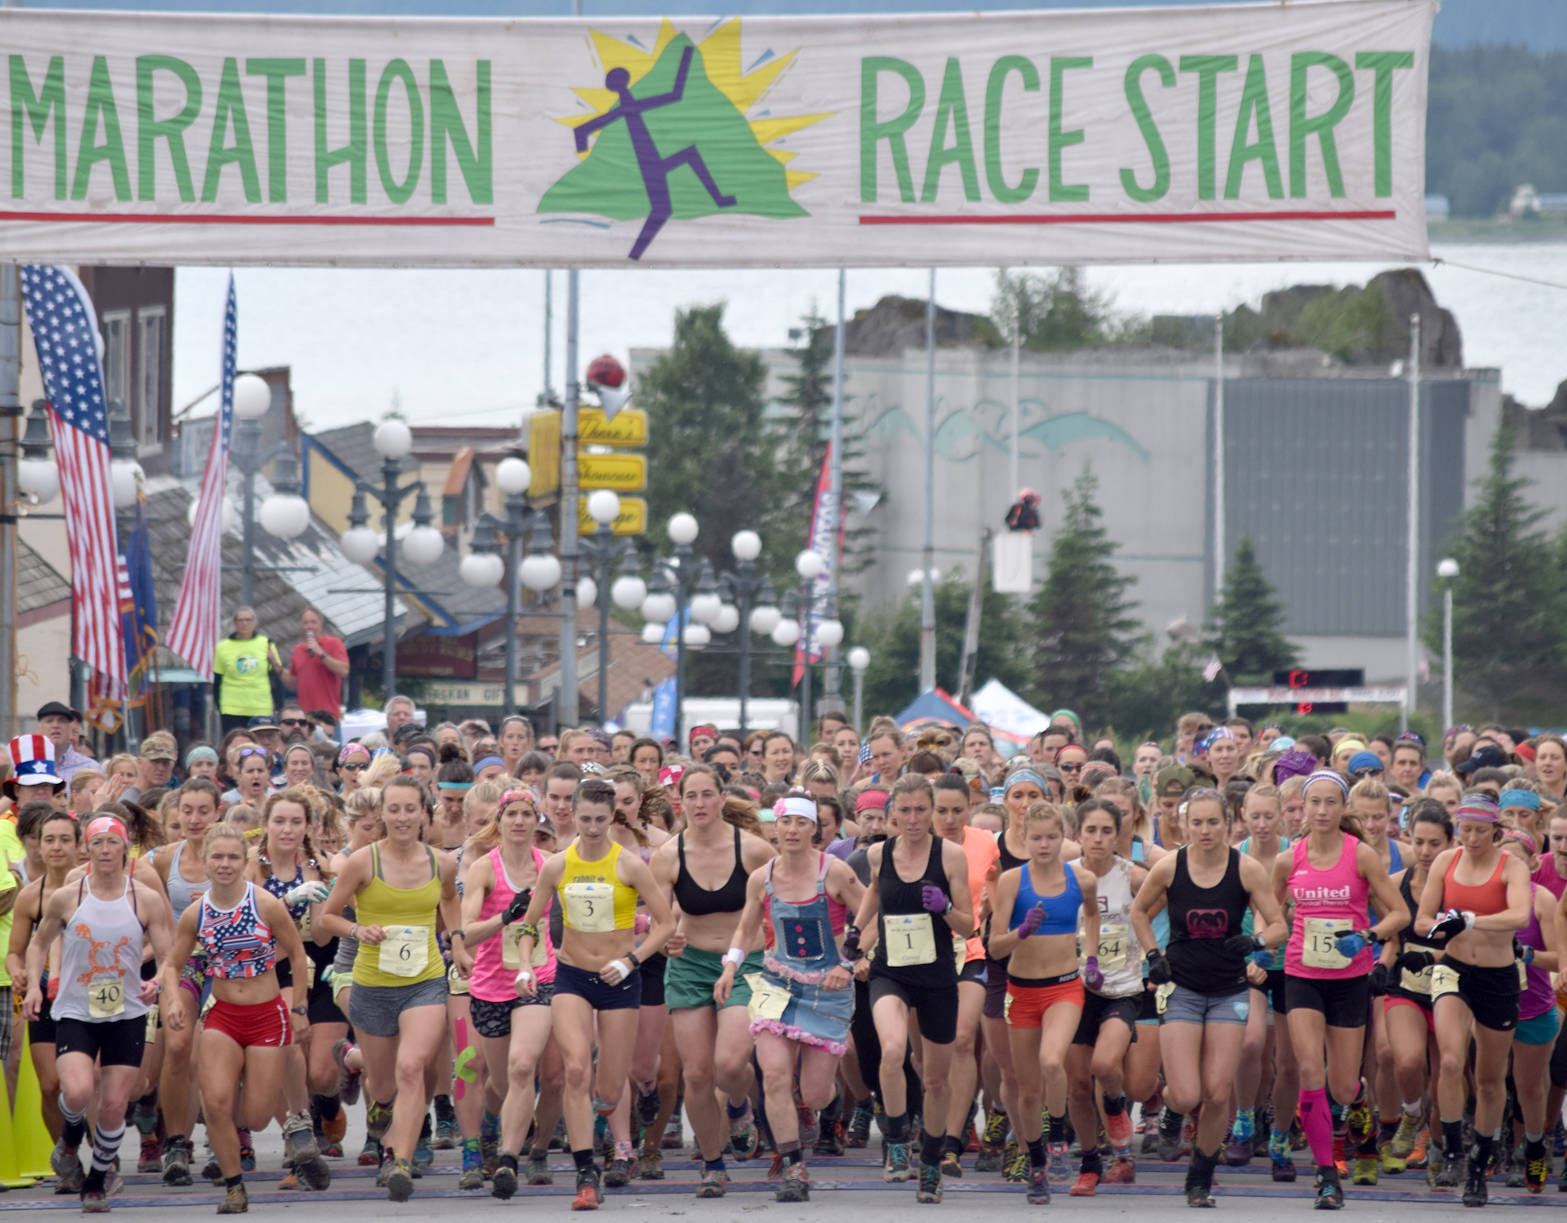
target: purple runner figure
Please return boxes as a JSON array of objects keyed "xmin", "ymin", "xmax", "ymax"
[{"xmin": 573, "ymin": 45, "xmax": 738, "ymax": 260}]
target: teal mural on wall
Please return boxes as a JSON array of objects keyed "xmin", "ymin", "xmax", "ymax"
[{"xmin": 861, "ymin": 395, "xmax": 1150, "ymax": 465}]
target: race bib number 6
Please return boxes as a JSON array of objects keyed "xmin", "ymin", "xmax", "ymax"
[{"xmin": 378, "ymin": 926, "xmax": 430, "ymax": 978}]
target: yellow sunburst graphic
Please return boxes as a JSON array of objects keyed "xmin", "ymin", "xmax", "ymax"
[{"xmin": 556, "ymin": 17, "xmax": 830, "ymax": 193}]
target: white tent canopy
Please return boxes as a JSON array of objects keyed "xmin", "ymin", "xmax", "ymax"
[{"xmin": 971, "ymin": 678, "xmax": 1051, "ymax": 745}]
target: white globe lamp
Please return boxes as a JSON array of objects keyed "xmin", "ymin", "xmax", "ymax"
[{"xmin": 232, "ymin": 373, "xmax": 271, "ymax": 421}]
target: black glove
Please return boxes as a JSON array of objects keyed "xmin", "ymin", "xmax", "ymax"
[
  {"xmin": 841, "ymin": 925, "xmax": 863, "ymax": 962},
  {"xmin": 501, "ymin": 888, "xmax": 534, "ymax": 926},
  {"xmin": 1393, "ymin": 948, "xmax": 1434, "ymax": 975},
  {"xmin": 1145, "ymin": 949, "xmax": 1173, "ymax": 986},
  {"xmin": 1222, "ymin": 933, "xmax": 1263, "ymax": 957},
  {"xmin": 1426, "ymin": 908, "xmax": 1471, "ymax": 942},
  {"xmin": 1368, "ymin": 962, "xmax": 1390, "ymax": 997}
]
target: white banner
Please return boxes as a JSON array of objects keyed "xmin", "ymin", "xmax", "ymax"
[{"xmin": 0, "ymin": 0, "xmax": 1433, "ymax": 268}]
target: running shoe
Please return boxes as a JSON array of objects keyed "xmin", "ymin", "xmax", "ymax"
[
  {"xmin": 283, "ymin": 1112, "xmax": 332, "ymax": 1191},
  {"xmin": 80, "ymin": 1186, "xmax": 109, "ymax": 1213},
  {"xmin": 1346, "ymin": 1091, "xmax": 1373, "ymax": 1148},
  {"xmin": 1505, "ymin": 1147, "xmax": 1525, "ymax": 1190},
  {"xmin": 1003, "ymin": 1141, "xmax": 1027, "ymax": 1183},
  {"xmin": 1461, "ymin": 1156, "xmax": 1487, "ymax": 1207},
  {"xmin": 1103, "ymin": 1155, "xmax": 1136, "ymax": 1184},
  {"xmin": 332, "ymin": 1038, "xmax": 362, "ymax": 1106},
  {"xmin": 662, "ymin": 1113, "xmax": 684, "ymax": 1150},
  {"xmin": 1026, "ymin": 1164, "xmax": 1050, "ymax": 1204},
  {"xmin": 776, "ymin": 1162, "xmax": 809, "ymax": 1203},
  {"xmin": 216, "ymin": 1182, "xmax": 249, "ymax": 1214},
  {"xmin": 727, "ymin": 1105, "xmax": 760, "ymax": 1161},
  {"xmin": 137, "ymin": 1136, "xmax": 162, "ymax": 1175},
  {"xmin": 1105, "ymin": 1108, "xmax": 1133, "ymax": 1151},
  {"xmin": 916, "ymin": 1161, "xmax": 943, "ymax": 1203},
  {"xmin": 357, "ymin": 1137, "xmax": 382, "ymax": 1169},
  {"xmin": 572, "ymin": 1167, "xmax": 603, "ymax": 1211},
  {"xmin": 1407, "ymin": 1128, "xmax": 1430, "ymax": 1170},
  {"xmin": 939, "ymin": 1148, "xmax": 963, "ymax": 1178},
  {"xmin": 1047, "ymin": 1142, "xmax": 1071, "ymax": 1184},
  {"xmin": 1352, "ymin": 1153, "xmax": 1379, "ymax": 1186},
  {"xmin": 237, "ymin": 1130, "xmax": 255, "ymax": 1173},
  {"xmin": 1313, "ymin": 1168, "xmax": 1343, "ymax": 1210},
  {"xmin": 1157, "ymin": 1111, "xmax": 1186, "ymax": 1163},
  {"xmin": 1223, "ymin": 1133, "xmax": 1252, "ymax": 1167},
  {"xmin": 1433, "ymin": 1150, "xmax": 1462, "ymax": 1189},
  {"xmin": 847, "ymin": 1100, "xmax": 875, "ymax": 1150},
  {"xmin": 276, "ymin": 1172, "xmax": 299, "ymax": 1191},
  {"xmin": 1070, "ymin": 1169, "xmax": 1100, "ymax": 1197},
  {"xmin": 375, "ymin": 1149, "xmax": 395, "ymax": 1189},
  {"xmin": 884, "ymin": 1141, "xmax": 912, "ymax": 1183},
  {"xmin": 491, "ymin": 1154, "xmax": 518, "ymax": 1199},
  {"xmin": 635, "ymin": 1085, "xmax": 660, "ymax": 1129},
  {"xmin": 633, "ymin": 1149, "xmax": 662, "ymax": 1181},
  {"xmin": 321, "ymin": 1107, "xmax": 348, "ymax": 1149},
  {"xmin": 160, "ymin": 1137, "xmax": 192, "ymax": 1188},
  {"xmin": 459, "ymin": 1143, "xmax": 486, "ymax": 1191},
  {"xmin": 1383, "ymin": 1113, "xmax": 1420, "ymax": 1173},
  {"xmin": 203, "ymin": 1151, "xmax": 222, "ymax": 1183},
  {"xmin": 527, "ymin": 1149, "xmax": 554, "ymax": 1185},
  {"xmin": 816, "ymin": 1119, "xmax": 845, "ymax": 1157},
  {"xmin": 1268, "ymin": 1130, "xmax": 1297, "ymax": 1183},
  {"xmin": 52, "ymin": 1136, "xmax": 84, "ymax": 1191},
  {"xmin": 433, "ymin": 1097, "xmax": 459, "ymax": 1150},
  {"xmin": 385, "ymin": 1158, "xmax": 415, "ymax": 1203},
  {"xmin": 696, "ymin": 1167, "xmax": 728, "ymax": 1198},
  {"xmin": 797, "ymin": 1105, "xmax": 820, "ymax": 1151},
  {"xmin": 975, "ymin": 1111, "xmax": 1006, "ymax": 1171},
  {"xmin": 603, "ymin": 1156, "xmax": 633, "ymax": 1188},
  {"xmin": 412, "ymin": 1115, "xmax": 434, "ymax": 1172},
  {"xmin": 1523, "ymin": 1143, "xmax": 1547, "ymax": 1194}
]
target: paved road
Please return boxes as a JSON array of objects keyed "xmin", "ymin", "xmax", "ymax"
[{"xmin": 4, "ymin": 1121, "xmax": 1561, "ymax": 1216}]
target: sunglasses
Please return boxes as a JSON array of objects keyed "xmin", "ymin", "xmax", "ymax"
[
  {"xmin": 1057, "ymin": 761, "xmax": 1084, "ymax": 773},
  {"xmin": 538, "ymin": 741, "xmax": 559, "ymax": 752},
  {"xmin": 340, "ymin": 762, "xmax": 366, "ymax": 773},
  {"xmin": 280, "ymin": 718, "xmax": 311, "ymax": 728},
  {"xmin": 237, "ymin": 747, "xmax": 268, "ymax": 759}
]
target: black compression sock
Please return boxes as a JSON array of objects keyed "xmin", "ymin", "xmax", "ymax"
[
  {"xmin": 1027, "ymin": 1138, "xmax": 1046, "ymax": 1167},
  {"xmin": 1441, "ymin": 1119, "xmax": 1464, "ymax": 1160},
  {"xmin": 572, "ymin": 1149, "xmax": 595, "ymax": 1173},
  {"xmin": 921, "ymin": 1131, "xmax": 943, "ymax": 1166},
  {"xmin": 1048, "ymin": 1114, "xmax": 1067, "ymax": 1144},
  {"xmin": 886, "ymin": 1111, "xmax": 909, "ymax": 1143},
  {"xmin": 1102, "ymin": 1093, "xmax": 1125, "ymax": 1117}
]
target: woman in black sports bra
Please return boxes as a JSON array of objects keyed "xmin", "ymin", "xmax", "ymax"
[{"xmin": 649, "ymin": 765, "xmax": 775, "ymax": 1198}]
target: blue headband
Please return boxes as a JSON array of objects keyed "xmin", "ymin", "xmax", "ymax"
[
  {"xmin": 1005, "ymin": 768, "xmax": 1049, "ymax": 795},
  {"xmin": 1499, "ymin": 788, "xmax": 1540, "ymax": 812},
  {"xmin": 1303, "ymin": 770, "xmax": 1349, "ymax": 799},
  {"xmin": 472, "ymin": 755, "xmax": 504, "ymax": 773}
]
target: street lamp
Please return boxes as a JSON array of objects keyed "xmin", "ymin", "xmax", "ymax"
[
  {"xmin": 459, "ymin": 456, "xmax": 559, "ymax": 717},
  {"xmin": 582, "ymin": 489, "xmax": 644, "ymax": 722},
  {"xmin": 847, "ymin": 645, "xmax": 871, "ymax": 731},
  {"xmin": 226, "ymin": 372, "xmax": 310, "ymax": 605},
  {"xmin": 717, "ymin": 529, "xmax": 775, "ymax": 735},
  {"xmin": 788, "ymin": 549, "xmax": 839, "ymax": 744},
  {"xmin": 1437, "ymin": 557, "xmax": 1459, "ymax": 732},
  {"xmin": 16, "ymin": 400, "xmax": 60, "ymax": 506},
  {"xmin": 340, "ymin": 421, "xmax": 445, "ymax": 705},
  {"xmin": 639, "ymin": 513, "xmax": 699, "ymax": 745}
]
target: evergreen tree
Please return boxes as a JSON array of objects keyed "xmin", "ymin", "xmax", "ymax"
[
  {"xmin": 1422, "ymin": 424, "xmax": 1561, "ymax": 719},
  {"xmin": 1205, "ymin": 535, "xmax": 1301, "ymax": 680},
  {"xmin": 991, "ymin": 268, "xmax": 1117, "ymax": 351},
  {"xmin": 1027, "ymin": 467, "xmax": 1143, "ymax": 725},
  {"xmin": 1103, "ymin": 643, "xmax": 1225, "ymax": 744}
]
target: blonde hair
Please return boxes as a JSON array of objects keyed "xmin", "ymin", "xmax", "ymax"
[
  {"xmin": 360, "ymin": 752, "xmax": 403, "ymax": 790},
  {"xmin": 463, "ymin": 778, "xmax": 506, "ymax": 818},
  {"xmin": 1091, "ymin": 775, "xmax": 1153, "ymax": 843},
  {"xmin": 1023, "ymin": 801, "xmax": 1068, "ymax": 834},
  {"xmin": 1348, "ymin": 778, "xmax": 1389, "ymax": 806},
  {"xmin": 1423, "ymin": 770, "xmax": 1461, "ymax": 799},
  {"xmin": 1243, "ymin": 782, "xmax": 1281, "ymax": 809},
  {"xmin": 1278, "ymin": 776, "xmax": 1306, "ymax": 804},
  {"xmin": 202, "ymin": 821, "xmax": 252, "ymax": 858},
  {"xmin": 69, "ymin": 769, "xmax": 105, "ymax": 803}
]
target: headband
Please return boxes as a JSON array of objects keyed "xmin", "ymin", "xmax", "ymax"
[
  {"xmin": 1335, "ymin": 739, "xmax": 1368, "ymax": 756},
  {"xmin": 774, "ymin": 795, "xmax": 818, "ymax": 823},
  {"xmin": 1502, "ymin": 828, "xmax": 1539, "ymax": 854},
  {"xmin": 472, "ymin": 755, "xmax": 504, "ymax": 773},
  {"xmin": 1499, "ymin": 788, "xmax": 1541, "ymax": 812},
  {"xmin": 1455, "ymin": 795, "xmax": 1500, "ymax": 824},
  {"xmin": 497, "ymin": 788, "xmax": 538, "ymax": 811},
  {"xmin": 84, "ymin": 815, "xmax": 128, "ymax": 844},
  {"xmin": 1005, "ymin": 768, "xmax": 1049, "ymax": 795},
  {"xmin": 437, "ymin": 781, "xmax": 473, "ymax": 791},
  {"xmin": 658, "ymin": 764, "xmax": 685, "ymax": 789},
  {"xmin": 855, "ymin": 789, "xmax": 888, "ymax": 814},
  {"xmin": 337, "ymin": 743, "xmax": 370, "ymax": 765},
  {"xmin": 1302, "ymin": 770, "xmax": 1349, "ymax": 799}
]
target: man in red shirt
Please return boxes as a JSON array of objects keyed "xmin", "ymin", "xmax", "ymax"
[{"xmin": 283, "ymin": 607, "xmax": 349, "ymax": 722}]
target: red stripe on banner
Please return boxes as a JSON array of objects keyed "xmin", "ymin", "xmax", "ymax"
[
  {"xmin": 54, "ymin": 425, "xmax": 124, "ymax": 686},
  {"xmin": 0, "ymin": 210, "xmax": 495, "ymax": 228},
  {"xmin": 857, "ymin": 209, "xmax": 1399, "ymax": 226}
]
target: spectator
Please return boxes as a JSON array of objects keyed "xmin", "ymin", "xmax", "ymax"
[
  {"xmin": 384, "ymin": 693, "xmax": 417, "ymax": 734},
  {"xmin": 185, "ymin": 745, "xmax": 220, "ymax": 782},
  {"xmin": 124, "ymin": 730, "xmax": 178, "ymax": 801},
  {"xmin": 212, "ymin": 607, "xmax": 281, "ymax": 734},
  {"xmin": 33, "ymin": 701, "xmax": 98, "ymax": 783},
  {"xmin": 281, "ymin": 607, "xmax": 348, "ymax": 722},
  {"xmin": 276, "ymin": 703, "xmax": 313, "ymax": 747}
]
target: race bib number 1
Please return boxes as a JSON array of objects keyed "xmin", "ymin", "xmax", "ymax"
[
  {"xmin": 378, "ymin": 926, "xmax": 430, "ymax": 978},
  {"xmin": 88, "ymin": 978, "xmax": 125, "ymax": 1019},
  {"xmin": 884, "ymin": 913, "xmax": 936, "ymax": 967}
]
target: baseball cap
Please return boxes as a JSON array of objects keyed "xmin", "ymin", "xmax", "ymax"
[
  {"xmin": 247, "ymin": 714, "xmax": 280, "ymax": 732},
  {"xmin": 1155, "ymin": 765, "xmax": 1196, "ymax": 798},
  {"xmin": 36, "ymin": 700, "xmax": 80, "ymax": 722},
  {"xmin": 1456, "ymin": 744, "xmax": 1507, "ymax": 776},
  {"xmin": 1346, "ymin": 751, "xmax": 1383, "ymax": 777},
  {"xmin": 140, "ymin": 730, "xmax": 178, "ymax": 761}
]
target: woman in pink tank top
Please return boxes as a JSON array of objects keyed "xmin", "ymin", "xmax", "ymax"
[
  {"xmin": 457, "ymin": 789, "xmax": 557, "ymax": 1198},
  {"xmin": 1270, "ymin": 771, "xmax": 1404, "ymax": 1208}
]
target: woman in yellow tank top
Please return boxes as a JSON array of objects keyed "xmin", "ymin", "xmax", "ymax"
[
  {"xmin": 321, "ymin": 777, "xmax": 463, "ymax": 1203},
  {"xmin": 514, "ymin": 777, "xmax": 674, "ymax": 1211}
]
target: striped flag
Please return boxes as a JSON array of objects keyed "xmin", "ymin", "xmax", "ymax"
[
  {"xmin": 167, "ymin": 273, "xmax": 238, "ymax": 674},
  {"xmin": 18, "ymin": 266, "xmax": 126, "ymax": 698}
]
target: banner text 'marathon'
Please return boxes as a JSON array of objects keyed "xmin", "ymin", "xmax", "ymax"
[{"xmin": 8, "ymin": 54, "xmax": 492, "ymax": 206}]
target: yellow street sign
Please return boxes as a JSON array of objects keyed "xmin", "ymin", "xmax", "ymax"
[
  {"xmin": 579, "ymin": 407, "xmax": 648, "ymax": 448},
  {"xmin": 578, "ymin": 496, "xmax": 647, "ymax": 536},
  {"xmin": 527, "ymin": 410, "xmax": 561, "ymax": 497},
  {"xmin": 577, "ymin": 453, "xmax": 647, "ymax": 492}
]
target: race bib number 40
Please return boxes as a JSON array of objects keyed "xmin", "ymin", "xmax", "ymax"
[{"xmin": 88, "ymin": 978, "xmax": 125, "ymax": 1019}]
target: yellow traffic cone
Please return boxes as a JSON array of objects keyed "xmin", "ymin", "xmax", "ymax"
[
  {"xmin": 13, "ymin": 1028, "xmax": 54, "ymax": 1179},
  {"xmin": 0, "ymin": 1056, "xmax": 36, "ymax": 1188}
]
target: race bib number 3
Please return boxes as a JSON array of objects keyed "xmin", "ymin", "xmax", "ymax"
[
  {"xmin": 378, "ymin": 926, "xmax": 430, "ymax": 978},
  {"xmin": 884, "ymin": 913, "xmax": 937, "ymax": 967},
  {"xmin": 745, "ymin": 973, "xmax": 790, "ymax": 1023},
  {"xmin": 1302, "ymin": 917, "xmax": 1353, "ymax": 970},
  {"xmin": 501, "ymin": 921, "xmax": 549, "ymax": 969},
  {"xmin": 88, "ymin": 978, "xmax": 125, "ymax": 1019},
  {"xmin": 564, "ymin": 882, "xmax": 616, "ymax": 933}
]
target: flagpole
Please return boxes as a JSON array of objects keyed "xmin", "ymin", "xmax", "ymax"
[
  {"xmin": 822, "ymin": 267, "xmax": 846, "ymax": 708},
  {"xmin": 919, "ymin": 270, "xmax": 936, "ymax": 692},
  {"xmin": 0, "ymin": 263, "xmax": 16, "ymax": 739}
]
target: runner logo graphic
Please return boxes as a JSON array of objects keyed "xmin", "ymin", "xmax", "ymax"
[{"xmin": 540, "ymin": 19, "xmax": 828, "ymax": 260}]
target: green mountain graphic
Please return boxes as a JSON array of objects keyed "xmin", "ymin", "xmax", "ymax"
[{"xmin": 540, "ymin": 34, "xmax": 805, "ymax": 222}]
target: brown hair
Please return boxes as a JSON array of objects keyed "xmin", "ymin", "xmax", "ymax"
[{"xmin": 258, "ymin": 786, "xmax": 330, "ymax": 879}]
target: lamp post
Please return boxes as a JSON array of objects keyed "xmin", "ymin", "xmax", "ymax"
[
  {"xmin": 847, "ymin": 645, "xmax": 871, "ymax": 731},
  {"xmin": 1437, "ymin": 556, "xmax": 1459, "ymax": 732},
  {"xmin": 460, "ymin": 455, "xmax": 560, "ymax": 716},
  {"xmin": 775, "ymin": 550, "xmax": 841, "ymax": 745},
  {"xmin": 638, "ymin": 513, "xmax": 702, "ymax": 745},
  {"xmin": 226, "ymin": 373, "xmax": 310, "ymax": 605},
  {"xmin": 339, "ymin": 420, "xmax": 444, "ymax": 704},
  {"xmin": 580, "ymin": 489, "xmax": 645, "ymax": 723},
  {"xmin": 722, "ymin": 530, "xmax": 776, "ymax": 736}
]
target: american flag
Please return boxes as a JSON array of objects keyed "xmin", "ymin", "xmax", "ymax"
[
  {"xmin": 167, "ymin": 274, "xmax": 238, "ymax": 674},
  {"xmin": 18, "ymin": 266, "xmax": 126, "ymax": 695}
]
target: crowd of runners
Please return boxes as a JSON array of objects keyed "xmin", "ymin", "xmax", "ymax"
[{"xmin": 4, "ymin": 697, "xmax": 1566, "ymax": 1213}]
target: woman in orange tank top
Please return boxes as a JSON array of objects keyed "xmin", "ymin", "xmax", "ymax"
[{"xmin": 1415, "ymin": 793, "xmax": 1532, "ymax": 1206}]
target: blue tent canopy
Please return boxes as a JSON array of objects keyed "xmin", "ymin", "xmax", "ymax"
[{"xmin": 895, "ymin": 688, "xmax": 975, "ymax": 734}]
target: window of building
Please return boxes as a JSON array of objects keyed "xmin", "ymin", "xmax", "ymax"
[
  {"xmin": 137, "ymin": 306, "xmax": 166, "ymax": 445},
  {"xmin": 101, "ymin": 310, "xmax": 130, "ymax": 413}
]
